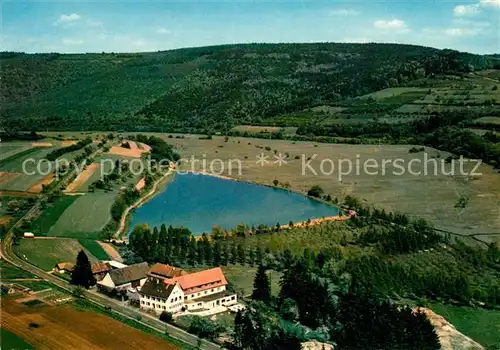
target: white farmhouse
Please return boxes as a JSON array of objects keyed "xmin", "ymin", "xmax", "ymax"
[
  {"xmin": 97, "ymin": 262, "xmax": 149, "ymax": 293},
  {"xmin": 140, "ymin": 265, "xmax": 237, "ymax": 315}
]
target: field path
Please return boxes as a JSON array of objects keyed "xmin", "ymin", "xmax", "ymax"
[
  {"xmin": 114, "ymin": 168, "xmax": 173, "ymax": 240},
  {"xmin": 65, "ymin": 162, "xmax": 100, "ymax": 192},
  {"xmin": 98, "ymin": 241, "xmax": 123, "ymax": 262}
]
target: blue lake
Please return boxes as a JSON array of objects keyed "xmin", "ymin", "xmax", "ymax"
[{"xmin": 129, "ymin": 173, "xmax": 340, "ymax": 235}]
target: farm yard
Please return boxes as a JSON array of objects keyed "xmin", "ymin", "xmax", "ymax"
[{"xmin": 1, "ymin": 297, "xmax": 180, "ymax": 350}]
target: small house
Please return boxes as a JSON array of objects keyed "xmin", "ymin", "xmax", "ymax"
[
  {"xmin": 97, "ymin": 262, "xmax": 148, "ymax": 293},
  {"xmin": 23, "ymin": 232, "xmax": 35, "ymax": 238},
  {"xmin": 54, "ymin": 262, "xmax": 75, "ymax": 274},
  {"xmin": 91, "ymin": 262, "xmax": 112, "ymax": 281}
]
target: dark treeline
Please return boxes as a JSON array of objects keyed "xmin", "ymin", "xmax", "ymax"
[
  {"xmin": 133, "ymin": 134, "xmax": 180, "ymax": 162},
  {"xmin": 46, "ymin": 137, "xmax": 92, "ymax": 161},
  {"xmin": 0, "ymin": 131, "xmax": 42, "ymax": 141}
]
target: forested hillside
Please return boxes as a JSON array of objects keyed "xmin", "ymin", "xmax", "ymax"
[{"xmin": 1, "ymin": 43, "xmax": 496, "ymax": 131}]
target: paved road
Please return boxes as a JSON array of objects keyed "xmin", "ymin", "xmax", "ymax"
[{"xmin": 0, "ymin": 144, "xmax": 220, "ymax": 350}]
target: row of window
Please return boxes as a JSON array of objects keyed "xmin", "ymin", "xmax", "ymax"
[{"xmin": 141, "ymin": 300, "xmax": 182, "ymax": 311}]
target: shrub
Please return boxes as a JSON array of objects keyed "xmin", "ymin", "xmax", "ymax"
[
  {"xmin": 160, "ymin": 311, "xmax": 173, "ymax": 324},
  {"xmin": 188, "ymin": 316, "xmax": 224, "ymax": 339},
  {"xmin": 409, "ymin": 146, "xmax": 425, "ymax": 153},
  {"xmin": 307, "ymin": 185, "xmax": 323, "ymax": 198}
]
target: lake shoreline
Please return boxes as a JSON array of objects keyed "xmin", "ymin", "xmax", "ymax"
[
  {"xmin": 114, "ymin": 168, "xmax": 175, "ymax": 241},
  {"xmin": 125, "ymin": 170, "xmax": 350, "ymax": 239}
]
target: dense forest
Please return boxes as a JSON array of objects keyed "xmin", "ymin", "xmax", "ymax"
[{"xmin": 1, "ymin": 43, "xmax": 497, "ymax": 131}]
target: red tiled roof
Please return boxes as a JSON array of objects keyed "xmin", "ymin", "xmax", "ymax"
[
  {"xmin": 148, "ymin": 263, "xmax": 187, "ymax": 279},
  {"xmin": 56, "ymin": 262, "xmax": 74, "ymax": 271},
  {"xmin": 92, "ymin": 262, "xmax": 111, "ymax": 275},
  {"xmin": 169, "ymin": 267, "xmax": 227, "ymax": 294}
]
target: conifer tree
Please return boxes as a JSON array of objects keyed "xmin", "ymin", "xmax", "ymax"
[
  {"xmin": 71, "ymin": 250, "xmax": 96, "ymax": 288},
  {"xmin": 237, "ymin": 244, "xmax": 246, "ymax": 265},
  {"xmin": 252, "ymin": 264, "xmax": 271, "ymax": 303},
  {"xmin": 212, "ymin": 241, "xmax": 222, "ymax": 266}
]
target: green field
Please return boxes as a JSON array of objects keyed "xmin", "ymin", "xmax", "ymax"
[
  {"xmin": 0, "ymin": 328, "xmax": 35, "ymax": 350},
  {"xmin": 78, "ymin": 239, "xmax": 110, "ymax": 260},
  {"xmin": 357, "ymin": 87, "xmax": 426, "ymax": 100},
  {"xmin": 0, "ymin": 146, "xmax": 57, "ymax": 191},
  {"xmin": 29, "ymin": 196, "xmax": 78, "ymax": 235},
  {"xmin": 224, "ymin": 221, "xmax": 357, "ymax": 255},
  {"xmin": 14, "ymin": 238, "xmax": 98, "ymax": 270},
  {"xmin": 0, "ymin": 146, "xmax": 41, "ymax": 168},
  {"xmin": 428, "ymin": 303, "xmax": 500, "ymax": 348},
  {"xmin": 16, "ymin": 280, "xmax": 54, "ymax": 292},
  {"xmin": 474, "ymin": 116, "xmax": 500, "ymax": 125},
  {"xmin": 0, "ymin": 143, "xmax": 33, "ymax": 161},
  {"xmin": 48, "ymin": 192, "xmax": 116, "ymax": 238},
  {"xmin": 0, "ymin": 260, "xmax": 36, "ymax": 280}
]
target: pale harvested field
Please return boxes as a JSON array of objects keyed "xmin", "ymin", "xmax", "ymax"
[
  {"xmin": 28, "ymin": 174, "xmax": 55, "ymax": 193},
  {"xmin": 0, "ymin": 172, "xmax": 22, "ymax": 186},
  {"xmin": 0, "ymin": 216, "xmax": 13, "ymax": 225},
  {"xmin": 1, "ymin": 298, "xmax": 179, "ymax": 350},
  {"xmin": 31, "ymin": 142, "xmax": 53, "ymax": 147},
  {"xmin": 61, "ymin": 140, "xmax": 78, "ymax": 146},
  {"xmin": 170, "ymin": 135, "xmax": 500, "ymax": 239},
  {"xmin": 135, "ymin": 177, "xmax": 145, "ymax": 191},
  {"xmin": 127, "ymin": 140, "xmax": 139, "ymax": 149},
  {"xmin": 65, "ymin": 163, "xmax": 100, "ymax": 192},
  {"xmin": 107, "ymin": 146, "xmax": 143, "ymax": 158},
  {"xmin": 231, "ymin": 125, "xmax": 282, "ymax": 133},
  {"xmin": 139, "ymin": 142, "xmax": 152, "ymax": 151},
  {"xmin": 98, "ymin": 241, "xmax": 123, "ymax": 262},
  {"xmin": 0, "ymin": 191, "xmax": 38, "ymax": 197}
]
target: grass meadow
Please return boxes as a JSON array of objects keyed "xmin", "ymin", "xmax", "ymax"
[
  {"xmin": 29, "ymin": 196, "xmax": 78, "ymax": 235},
  {"xmin": 77, "ymin": 239, "xmax": 110, "ymax": 260},
  {"xmin": 14, "ymin": 238, "xmax": 98, "ymax": 270},
  {"xmin": 48, "ymin": 192, "xmax": 116, "ymax": 238},
  {"xmin": 0, "ymin": 328, "xmax": 35, "ymax": 350},
  {"xmin": 428, "ymin": 302, "xmax": 500, "ymax": 348}
]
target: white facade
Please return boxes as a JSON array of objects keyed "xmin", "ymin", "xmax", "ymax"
[
  {"xmin": 185, "ymin": 292, "xmax": 237, "ymax": 311},
  {"xmin": 183, "ymin": 285, "xmax": 226, "ymax": 301},
  {"xmin": 140, "ymin": 281, "xmax": 237, "ymax": 315},
  {"xmin": 98, "ymin": 273, "xmax": 147, "ymax": 292},
  {"xmin": 140, "ymin": 283, "xmax": 184, "ymax": 315}
]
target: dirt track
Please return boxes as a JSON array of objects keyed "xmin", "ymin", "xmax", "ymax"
[
  {"xmin": 65, "ymin": 163, "xmax": 100, "ymax": 192},
  {"xmin": 31, "ymin": 142, "xmax": 53, "ymax": 147},
  {"xmin": 1, "ymin": 299, "xmax": 179, "ymax": 350}
]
